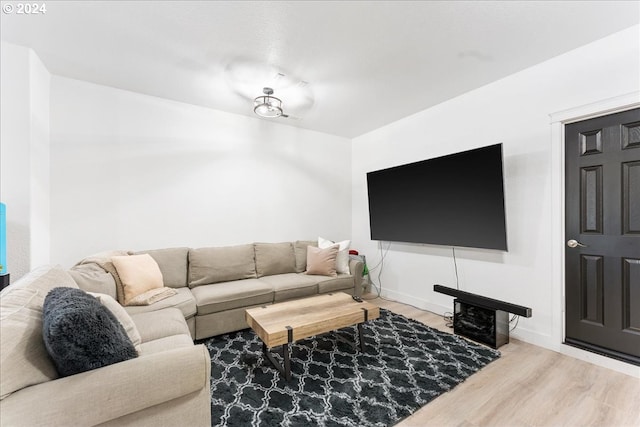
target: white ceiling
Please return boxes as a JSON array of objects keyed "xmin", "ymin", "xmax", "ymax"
[{"xmin": 2, "ymin": 1, "xmax": 639, "ymax": 138}]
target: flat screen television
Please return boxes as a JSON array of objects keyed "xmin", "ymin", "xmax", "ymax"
[{"xmin": 366, "ymin": 143, "xmax": 508, "ymax": 251}]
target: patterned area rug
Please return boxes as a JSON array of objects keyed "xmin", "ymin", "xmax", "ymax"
[{"xmin": 200, "ymin": 308, "xmax": 500, "ymax": 427}]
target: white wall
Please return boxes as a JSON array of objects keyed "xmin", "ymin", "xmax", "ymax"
[
  {"xmin": 49, "ymin": 77, "xmax": 352, "ymax": 267},
  {"xmin": 351, "ymin": 26, "xmax": 639, "ymax": 363},
  {"xmin": 3, "ymin": 26, "xmax": 638, "ymax": 373},
  {"xmin": 0, "ymin": 42, "xmax": 51, "ymax": 280},
  {"xmin": 29, "ymin": 50, "xmax": 51, "ymax": 269}
]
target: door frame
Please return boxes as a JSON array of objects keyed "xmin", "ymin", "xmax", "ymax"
[{"xmin": 550, "ymin": 91, "xmax": 640, "ymax": 377}]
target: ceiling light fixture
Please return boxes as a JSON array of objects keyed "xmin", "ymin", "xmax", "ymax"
[{"xmin": 254, "ymin": 87, "xmax": 283, "ymax": 118}]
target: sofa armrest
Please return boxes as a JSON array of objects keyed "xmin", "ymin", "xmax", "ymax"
[
  {"xmin": 0, "ymin": 344, "xmax": 211, "ymax": 427},
  {"xmin": 348, "ymin": 259, "xmax": 365, "ymax": 297}
]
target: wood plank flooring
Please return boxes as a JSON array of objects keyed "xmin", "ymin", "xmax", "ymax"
[{"xmin": 369, "ymin": 296, "xmax": 640, "ymax": 427}]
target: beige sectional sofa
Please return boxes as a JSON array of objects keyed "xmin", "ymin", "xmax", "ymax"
[
  {"xmin": 0, "ymin": 240, "xmax": 363, "ymax": 426},
  {"xmin": 71, "ymin": 240, "xmax": 365, "ymax": 339},
  {"xmin": 0, "ymin": 265, "xmax": 211, "ymax": 427}
]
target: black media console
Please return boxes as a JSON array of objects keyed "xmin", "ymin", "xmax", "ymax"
[
  {"xmin": 434, "ymin": 285, "xmax": 532, "ymax": 349},
  {"xmin": 0, "ymin": 274, "xmax": 9, "ymax": 291}
]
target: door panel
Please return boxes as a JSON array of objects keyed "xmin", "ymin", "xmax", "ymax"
[
  {"xmin": 565, "ymin": 107, "xmax": 640, "ymax": 365},
  {"xmin": 622, "ymin": 258, "xmax": 640, "ymax": 333},
  {"xmin": 579, "ymin": 254, "xmax": 604, "ymax": 325},
  {"xmin": 580, "ymin": 166, "xmax": 603, "ymax": 233},
  {"xmin": 622, "ymin": 161, "xmax": 640, "ymax": 234},
  {"xmin": 621, "ymin": 121, "xmax": 640, "ymax": 150}
]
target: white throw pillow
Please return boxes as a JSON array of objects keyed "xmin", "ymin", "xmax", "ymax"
[{"xmin": 318, "ymin": 237, "xmax": 351, "ymax": 274}]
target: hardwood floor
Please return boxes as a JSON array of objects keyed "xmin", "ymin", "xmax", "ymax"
[{"xmin": 368, "ymin": 296, "xmax": 640, "ymax": 427}]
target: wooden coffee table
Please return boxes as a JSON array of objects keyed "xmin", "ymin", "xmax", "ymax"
[{"xmin": 245, "ymin": 292, "xmax": 380, "ymax": 380}]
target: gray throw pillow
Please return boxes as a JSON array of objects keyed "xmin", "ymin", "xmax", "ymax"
[{"xmin": 42, "ymin": 287, "xmax": 137, "ymax": 377}]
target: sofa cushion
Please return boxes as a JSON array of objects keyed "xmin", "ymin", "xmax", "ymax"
[
  {"xmin": 42, "ymin": 287, "xmax": 137, "ymax": 377},
  {"xmin": 305, "ymin": 245, "xmax": 339, "ymax": 277},
  {"xmin": 188, "ymin": 245, "xmax": 256, "ymax": 287},
  {"xmin": 68, "ymin": 263, "xmax": 118, "ymax": 300},
  {"xmin": 254, "ymin": 242, "xmax": 296, "ymax": 278},
  {"xmin": 124, "ymin": 287, "xmax": 197, "ymax": 319},
  {"xmin": 0, "ymin": 265, "xmax": 78, "ymax": 400},
  {"xmin": 130, "ymin": 307, "xmax": 191, "ymax": 343},
  {"xmin": 88, "ymin": 292, "xmax": 142, "ymax": 352},
  {"xmin": 134, "ymin": 247, "xmax": 189, "ymax": 288},
  {"xmin": 316, "ymin": 274, "xmax": 355, "ymax": 294},
  {"xmin": 74, "ymin": 250, "xmax": 131, "ymax": 304},
  {"xmin": 258, "ymin": 273, "xmax": 319, "ymax": 302},
  {"xmin": 191, "ymin": 279, "xmax": 273, "ymax": 315},
  {"xmin": 294, "ymin": 240, "xmax": 317, "ymax": 273},
  {"xmin": 138, "ymin": 334, "xmax": 195, "ymax": 356}
]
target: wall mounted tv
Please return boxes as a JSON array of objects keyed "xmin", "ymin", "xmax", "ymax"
[{"xmin": 366, "ymin": 143, "xmax": 508, "ymax": 251}]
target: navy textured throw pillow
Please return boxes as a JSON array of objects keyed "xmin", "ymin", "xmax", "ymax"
[{"xmin": 42, "ymin": 287, "xmax": 138, "ymax": 377}]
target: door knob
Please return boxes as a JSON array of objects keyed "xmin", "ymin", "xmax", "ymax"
[{"xmin": 567, "ymin": 239, "xmax": 587, "ymax": 248}]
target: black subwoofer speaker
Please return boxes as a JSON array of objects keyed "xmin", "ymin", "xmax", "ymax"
[{"xmin": 454, "ymin": 299, "xmax": 509, "ymax": 349}]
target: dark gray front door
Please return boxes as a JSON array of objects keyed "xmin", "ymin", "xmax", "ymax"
[{"xmin": 565, "ymin": 107, "xmax": 640, "ymax": 365}]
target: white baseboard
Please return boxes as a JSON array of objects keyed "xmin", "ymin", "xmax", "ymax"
[
  {"xmin": 556, "ymin": 345, "xmax": 640, "ymax": 377},
  {"xmin": 379, "ymin": 288, "xmax": 450, "ymax": 317}
]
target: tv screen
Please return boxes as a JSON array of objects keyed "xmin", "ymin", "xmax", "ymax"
[{"xmin": 366, "ymin": 144, "xmax": 508, "ymax": 251}]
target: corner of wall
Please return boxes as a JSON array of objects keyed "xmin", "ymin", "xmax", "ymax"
[
  {"xmin": 28, "ymin": 48, "xmax": 52, "ymax": 268},
  {"xmin": 0, "ymin": 41, "xmax": 52, "ymax": 280}
]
